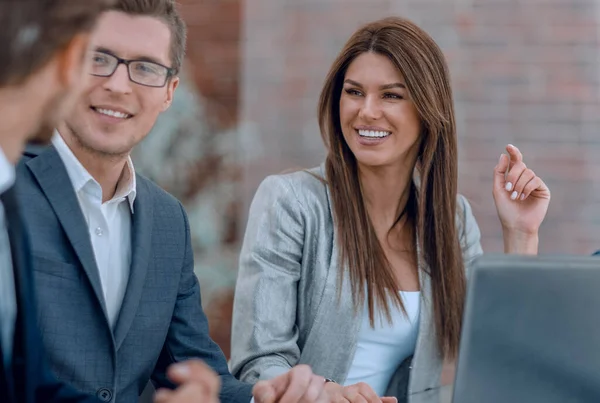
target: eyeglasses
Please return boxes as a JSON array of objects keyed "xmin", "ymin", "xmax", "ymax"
[{"xmin": 89, "ymin": 50, "xmax": 176, "ymax": 88}]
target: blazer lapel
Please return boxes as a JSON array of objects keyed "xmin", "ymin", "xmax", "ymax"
[
  {"xmin": 407, "ymin": 238, "xmax": 443, "ymax": 396},
  {"xmin": 296, "ymin": 172, "xmax": 361, "ymax": 382},
  {"xmin": 114, "ymin": 177, "xmax": 152, "ymax": 350},
  {"xmin": 298, "ymin": 242, "xmax": 361, "ymax": 382},
  {"xmin": 25, "ymin": 146, "xmax": 109, "ymax": 321}
]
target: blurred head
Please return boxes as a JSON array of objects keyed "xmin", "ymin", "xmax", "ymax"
[
  {"xmin": 59, "ymin": 0, "xmax": 187, "ymax": 159},
  {"xmin": 0, "ymin": 0, "xmax": 114, "ymax": 159},
  {"xmin": 318, "ymin": 17, "xmax": 465, "ymax": 358}
]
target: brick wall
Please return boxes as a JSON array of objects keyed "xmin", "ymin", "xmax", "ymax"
[
  {"xmin": 180, "ymin": 0, "xmax": 242, "ymax": 129},
  {"xmin": 239, "ymin": 0, "xmax": 600, "ymax": 255}
]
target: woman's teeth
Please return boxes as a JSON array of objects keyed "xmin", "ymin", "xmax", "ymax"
[{"xmin": 358, "ymin": 129, "xmax": 390, "ymax": 138}]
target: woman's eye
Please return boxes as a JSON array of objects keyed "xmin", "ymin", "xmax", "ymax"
[
  {"xmin": 384, "ymin": 93, "xmax": 403, "ymax": 100},
  {"xmin": 344, "ymin": 88, "xmax": 362, "ymax": 96}
]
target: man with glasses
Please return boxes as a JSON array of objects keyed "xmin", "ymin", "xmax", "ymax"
[{"xmin": 15, "ymin": 1, "xmax": 328, "ymax": 403}]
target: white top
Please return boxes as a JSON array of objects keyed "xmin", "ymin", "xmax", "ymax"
[
  {"xmin": 0, "ymin": 145, "xmax": 16, "ymax": 365},
  {"xmin": 344, "ymin": 291, "xmax": 421, "ymax": 396},
  {"xmin": 53, "ymin": 132, "xmax": 136, "ymax": 329}
]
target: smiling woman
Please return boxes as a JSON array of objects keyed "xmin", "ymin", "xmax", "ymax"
[
  {"xmin": 231, "ymin": 17, "xmax": 468, "ymax": 402},
  {"xmin": 318, "ymin": 17, "xmax": 460, "ymax": 348},
  {"xmin": 230, "ymin": 15, "xmax": 550, "ymax": 403}
]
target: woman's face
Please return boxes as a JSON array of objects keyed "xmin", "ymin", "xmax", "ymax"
[{"xmin": 339, "ymin": 52, "xmax": 421, "ymax": 171}]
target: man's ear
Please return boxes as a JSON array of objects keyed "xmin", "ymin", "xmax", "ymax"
[
  {"xmin": 55, "ymin": 33, "xmax": 91, "ymax": 89},
  {"xmin": 162, "ymin": 76, "xmax": 180, "ymax": 112}
]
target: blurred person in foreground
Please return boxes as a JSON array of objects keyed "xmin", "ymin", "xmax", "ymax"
[
  {"xmin": 0, "ymin": 0, "xmax": 111, "ymax": 402},
  {"xmin": 0, "ymin": 1, "xmax": 247, "ymax": 402},
  {"xmin": 230, "ymin": 16, "xmax": 551, "ymax": 403},
  {"xmin": 15, "ymin": 1, "xmax": 328, "ymax": 403}
]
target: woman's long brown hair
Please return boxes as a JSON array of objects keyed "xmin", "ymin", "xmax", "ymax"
[{"xmin": 317, "ymin": 16, "xmax": 465, "ymax": 358}]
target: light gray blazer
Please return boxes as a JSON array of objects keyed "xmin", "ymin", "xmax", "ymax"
[{"xmin": 230, "ymin": 165, "xmax": 483, "ymax": 403}]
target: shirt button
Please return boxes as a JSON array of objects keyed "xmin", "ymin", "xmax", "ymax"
[
  {"xmin": 96, "ymin": 387, "xmax": 112, "ymax": 402},
  {"xmin": 95, "ymin": 227, "xmax": 103, "ymax": 236}
]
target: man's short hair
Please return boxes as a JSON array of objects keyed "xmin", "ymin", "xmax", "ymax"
[
  {"xmin": 112, "ymin": 0, "xmax": 187, "ymax": 75},
  {"xmin": 0, "ymin": 0, "xmax": 115, "ymax": 86}
]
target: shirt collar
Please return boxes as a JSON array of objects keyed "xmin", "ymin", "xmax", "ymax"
[
  {"xmin": 0, "ymin": 145, "xmax": 16, "ymax": 196},
  {"xmin": 115, "ymin": 157, "xmax": 137, "ymax": 212},
  {"xmin": 52, "ymin": 131, "xmax": 137, "ymax": 212}
]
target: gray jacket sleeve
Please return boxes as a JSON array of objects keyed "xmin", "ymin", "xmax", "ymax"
[
  {"xmin": 230, "ymin": 175, "xmax": 304, "ymax": 383},
  {"xmin": 457, "ymin": 195, "xmax": 484, "ymax": 276}
]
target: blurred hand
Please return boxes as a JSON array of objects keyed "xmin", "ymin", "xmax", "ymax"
[
  {"xmin": 154, "ymin": 360, "xmax": 220, "ymax": 403},
  {"xmin": 253, "ymin": 365, "xmax": 328, "ymax": 403},
  {"xmin": 492, "ymin": 144, "xmax": 550, "ymax": 253},
  {"xmin": 323, "ymin": 382, "xmax": 397, "ymax": 403}
]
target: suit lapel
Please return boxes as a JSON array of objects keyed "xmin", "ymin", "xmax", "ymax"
[
  {"xmin": 298, "ymin": 236, "xmax": 361, "ymax": 382},
  {"xmin": 297, "ymin": 170, "xmax": 361, "ymax": 381},
  {"xmin": 25, "ymin": 146, "xmax": 109, "ymax": 321},
  {"xmin": 114, "ymin": 177, "xmax": 153, "ymax": 349},
  {"xmin": 407, "ymin": 237, "xmax": 443, "ymax": 396}
]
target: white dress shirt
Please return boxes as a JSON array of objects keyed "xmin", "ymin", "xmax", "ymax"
[
  {"xmin": 53, "ymin": 133, "xmax": 136, "ymax": 329},
  {"xmin": 0, "ymin": 146, "xmax": 16, "ymax": 366},
  {"xmin": 344, "ymin": 291, "xmax": 421, "ymax": 396}
]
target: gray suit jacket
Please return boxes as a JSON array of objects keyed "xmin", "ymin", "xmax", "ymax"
[
  {"xmin": 16, "ymin": 145, "xmax": 252, "ymax": 403},
  {"xmin": 230, "ymin": 166, "xmax": 483, "ymax": 403}
]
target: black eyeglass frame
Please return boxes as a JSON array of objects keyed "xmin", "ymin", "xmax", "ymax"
[{"xmin": 89, "ymin": 50, "xmax": 177, "ymax": 88}]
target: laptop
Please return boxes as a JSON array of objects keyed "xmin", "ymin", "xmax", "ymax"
[{"xmin": 452, "ymin": 254, "xmax": 600, "ymax": 403}]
